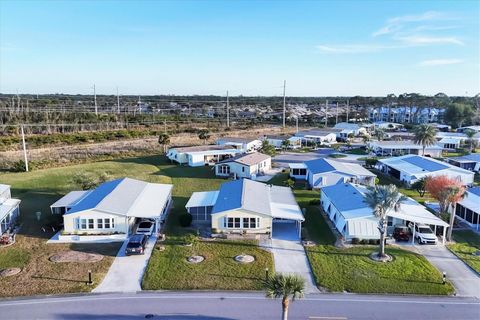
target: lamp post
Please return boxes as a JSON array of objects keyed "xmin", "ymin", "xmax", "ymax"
[
  {"xmin": 442, "ymin": 272, "xmax": 447, "ymax": 285},
  {"xmin": 265, "ymin": 267, "xmax": 269, "ymax": 282},
  {"xmin": 87, "ymin": 270, "xmax": 93, "ymax": 285}
]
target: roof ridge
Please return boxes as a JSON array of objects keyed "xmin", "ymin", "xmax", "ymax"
[
  {"xmin": 124, "ymin": 180, "xmax": 150, "ymax": 217},
  {"xmin": 91, "ymin": 177, "xmax": 126, "ymax": 209}
]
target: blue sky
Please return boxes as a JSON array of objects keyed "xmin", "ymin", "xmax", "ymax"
[{"xmin": 0, "ymin": 0, "xmax": 478, "ymax": 96}]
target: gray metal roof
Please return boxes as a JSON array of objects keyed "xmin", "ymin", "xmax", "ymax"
[
  {"xmin": 217, "ymin": 152, "xmax": 270, "ymax": 166},
  {"xmin": 171, "ymin": 145, "xmax": 235, "ymax": 153}
]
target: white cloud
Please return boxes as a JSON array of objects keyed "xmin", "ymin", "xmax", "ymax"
[
  {"xmin": 316, "ymin": 44, "xmax": 398, "ymax": 54},
  {"xmin": 418, "ymin": 59, "xmax": 463, "ymax": 66},
  {"xmin": 399, "ymin": 35, "xmax": 464, "ymax": 46}
]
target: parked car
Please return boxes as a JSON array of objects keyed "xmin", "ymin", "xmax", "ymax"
[
  {"xmin": 393, "ymin": 225, "xmax": 410, "ymax": 242},
  {"xmin": 409, "ymin": 223, "xmax": 437, "ymax": 244},
  {"xmin": 125, "ymin": 234, "xmax": 148, "ymax": 255},
  {"xmin": 136, "ymin": 220, "xmax": 155, "ymax": 236}
]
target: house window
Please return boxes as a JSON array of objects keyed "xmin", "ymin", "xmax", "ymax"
[
  {"xmin": 88, "ymin": 219, "xmax": 95, "ymax": 229},
  {"xmin": 104, "ymin": 218, "xmax": 112, "ymax": 229},
  {"xmin": 97, "ymin": 219, "xmax": 103, "ymax": 229},
  {"xmin": 80, "ymin": 219, "xmax": 87, "ymax": 230},
  {"xmin": 242, "ymin": 167, "xmax": 245, "ymax": 172},
  {"xmin": 219, "ymin": 165, "xmax": 230, "ymax": 174},
  {"xmin": 387, "ymin": 216, "xmax": 393, "ymax": 227},
  {"xmin": 226, "ymin": 217, "xmax": 241, "ymax": 228},
  {"xmin": 243, "ymin": 217, "xmax": 258, "ymax": 229}
]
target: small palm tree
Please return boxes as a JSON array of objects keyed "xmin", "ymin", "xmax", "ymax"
[
  {"xmin": 281, "ymin": 139, "xmax": 291, "ymax": 151},
  {"xmin": 265, "ymin": 273, "xmax": 305, "ymax": 320},
  {"xmin": 413, "ymin": 124, "xmax": 437, "ymax": 156},
  {"xmin": 198, "ymin": 129, "xmax": 210, "ymax": 145},
  {"xmin": 364, "ymin": 185, "xmax": 407, "ymax": 258},
  {"xmin": 158, "ymin": 133, "xmax": 170, "ymax": 153},
  {"xmin": 374, "ymin": 129, "xmax": 386, "ymax": 141},
  {"xmin": 464, "ymin": 129, "xmax": 476, "ymax": 153}
]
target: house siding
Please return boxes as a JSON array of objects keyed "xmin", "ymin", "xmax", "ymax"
[
  {"xmin": 63, "ymin": 210, "xmax": 129, "ymax": 235},
  {"xmin": 211, "ymin": 209, "xmax": 272, "ymax": 234}
]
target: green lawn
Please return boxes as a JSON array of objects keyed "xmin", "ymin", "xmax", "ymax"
[
  {"xmin": 143, "ymin": 240, "xmax": 273, "ymax": 290},
  {"xmin": 306, "ymin": 245, "xmax": 454, "ymax": 295},
  {"xmin": 345, "ymin": 148, "xmax": 367, "ymax": 155},
  {"xmin": 448, "ymin": 230, "xmax": 480, "ymax": 273},
  {"xmin": 272, "ymin": 172, "xmax": 454, "ymax": 295},
  {"xmin": 0, "ymin": 154, "xmax": 273, "ymax": 295},
  {"xmin": 328, "ymin": 154, "xmax": 348, "ymax": 158}
]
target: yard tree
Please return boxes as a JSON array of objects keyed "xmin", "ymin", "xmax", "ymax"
[
  {"xmin": 425, "ymin": 176, "xmax": 467, "ymax": 241},
  {"xmin": 364, "ymin": 185, "xmax": 407, "ymax": 259},
  {"xmin": 464, "ymin": 129, "xmax": 477, "ymax": 153},
  {"xmin": 260, "ymin": 140, "xmax": 277, "ymax": 156},
  {"xmin": 198, "ymin": 129, "xmax": 210, "ymax": 144},
  {"xmin": 265, "ymin": 273, "xmax": 305, "ymax": 320},
  {"xmin": 158, "ymin": 133, "xmax": 170, "ymax": 153},
  {"xmin": 281, "ymin": 139, "xmax": 291, "ymax": 151},
  {"xmin": 413, "ymin": 124, "xmax": 437, "ymax": 156},
  {"xmin": 374, "ymin": 128, "xmax": 386, "ymax": 141},
  {"xmin": 411, "ymin": 177, "xmax": 427, "ymax": 197},
  {"xmin": 444, "ymin": 103, "xmax": 475, "ymax": 128}
]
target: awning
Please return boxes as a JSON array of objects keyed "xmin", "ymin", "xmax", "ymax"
[
  {"xmin": 50, "ymin": 191, "xmax": 90, "ymax": 208},
  {"xmin": 185, "ymin": 191, "xmax": 219, "ymax": 208},
  {"xmin": 288, "ymin": 163, "xmax": 307, "ymax": 169}
]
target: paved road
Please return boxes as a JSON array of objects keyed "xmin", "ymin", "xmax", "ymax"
[
  {"xmin": 415, "ymin": 244, "xmax": 480, "ymax": 298},
  {"xmin": 269, "ymin": 223, "xmax": 318, "ymax": 293},
  {"xmin": 0, "ymin": 292, "xmax": 478, "ymax": 320},
  {"xmin": 93, "ymin": 235, "xmax": 157, "ymax": 293}
]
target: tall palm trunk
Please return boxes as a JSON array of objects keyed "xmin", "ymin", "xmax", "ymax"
[
  {"xmin": 282, "ymin": 296, "xmax": 289, "ymax": 320},
  {"xmin": 447, "ymin": 203, "xmax": 456, "ymax": 241},
  {"xmin": 378, "ymin": 217, "xmax": 387, "ymax": 257},
  {"xmin": 423, "ymin": 145, "xmax": 426, "ymax": 156}
]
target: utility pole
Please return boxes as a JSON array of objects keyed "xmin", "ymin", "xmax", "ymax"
[
  {"xmin": 226, "ymin": 90, "xmax": 230, "ymax": 128},
  {"xmin": 116, "ymin": 87, "xmax": 120, "ymax": 114},
  {"xmin": 325, "ymin": 99, "xmax": 328, "ymax": 127},
  {"xmin": 346, "ymin": 100, "xmax": 350, "ymax": 122},
  {"xmin": 295, "ymin": 116, "xmax": 299, "ymax": 133},
  {"xmin": 21, "ymin": 125, "xmax": 29, "ymax": 172},
  {"xmin": 164, "ymin": 119, "xmax": 167, "ymax": 134},
  {"xmin": 336, "ymin": 101, "xmax": 339, "ymax": 124},
  {"xmin": 93, "ymin": 84, "xmax": 98, "ymax": 115},
  {"xmin": 282, "ymin": 80, "xmax": 286, "ymax": 128}
]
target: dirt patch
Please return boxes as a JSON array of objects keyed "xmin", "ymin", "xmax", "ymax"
[
  {"xmin": 0, "ymin": 268, "xmax": 21, "ymax": 277},
  {"xmin": 49, "ymin": 251, "xmax": 104, "ymax": 263}
]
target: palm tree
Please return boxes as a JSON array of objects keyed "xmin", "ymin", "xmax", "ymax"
[
  {"xmin": 374, "ymin": 128, "xmax": 386, "ymax": 141},
  {"xmin": 413, "ymin": 124, "xmax": 437, "ymax": 156},
  {"xmin": 364, "ymin": 185, "xmax": 407, "ymax": 258},
  {"xmin": 158, "ymin": 133, "xmax": 170, "ymax": 153},
  {"xmin": 445, "ymin": 185, "xmax": 467, "ymax": 241},
  {"xmin": 281, "ymin": 139, "xmax": 291, "ymax": 152},
  {"xmin": 265, "ymin": 273, "xmax": 305, "ymax": 320},
  {"xmin": 198, "ymin": 129, "xmax": 210, "ymax": 145},
  {"xmin": 464, "ymin": 129, "xmax": 476, "ymax": 153}
]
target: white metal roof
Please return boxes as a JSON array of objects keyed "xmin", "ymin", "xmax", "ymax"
[
  {"xmin": 185, "ymin": 191, "xmax": 219, "ymax": 208},
  {"xmin": 0, "ymin": 184, "xmax": 10, "ymax": 195},
  {"xmin": 288, "ymin": 163, "xmax": 307, "ymax": 169},
  {"xmin": 50, "ymin": 191, "xmax": 90, "ymax": 208},
  {"xmin": 457, "ymin": 190, "xmax": 480, "ymax": 213},
  {"xmin": 439, "ymin": 137, "xmax": 461, "ymax": 144},
  {"xmin": 0, "ymin": 198, "xmax": 20, "ymax": 222}
]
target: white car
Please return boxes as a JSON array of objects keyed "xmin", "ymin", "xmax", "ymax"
[
  {"xmin": 409, "ymin": 223, "xmax": 437, "ymax": 245},
  {"xmin": 136, "ymin": 220, "xmax": 155, "ymax": 236}
]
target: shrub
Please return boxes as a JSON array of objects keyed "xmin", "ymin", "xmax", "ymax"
[
  {"xmin": 179, "ymin": 213, "xmax": 193, "ymax": 227},
  {"xmin": 351, "ymin": 237, "xmax": 359, "ymax": 244},
  {"xmin": 359, "ymin": 239, "xmax": 369, "ymax": 245},
  {"xmin": 309, "ymin": 199, "xmax": 320, "ymax": 205},
  {"xmin": 368, "ymin": 239, "xmax": 378, "ymax": 245}
]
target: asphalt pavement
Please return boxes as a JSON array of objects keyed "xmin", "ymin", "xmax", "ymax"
[{"xmin": 0, "ymin": 292, "xmax": 478, "ymax": 320}]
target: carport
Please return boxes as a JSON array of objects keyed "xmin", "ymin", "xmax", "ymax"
[
  {"xmin": 387, "ymin": 201, "xmax": 450, "ymax": 244},
  {"xmin": 269, "ymin": 186, "xmax": 305, "ymax": 239}
]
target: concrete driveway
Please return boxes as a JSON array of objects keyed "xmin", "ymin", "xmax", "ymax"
[
  {"xmin": 415, "ymin": 244, "xmax": 480, "ymax": 298},
  {"xmin": 93, "ymin": 235, "xmax": 157, "ymax": 293},
  {"xmin": 268, "ymin": 222, "xmax": 318, "ymax": 293}
]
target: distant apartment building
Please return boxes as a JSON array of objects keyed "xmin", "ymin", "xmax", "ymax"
[{"xmin": 368, "ymin": 106, "xmax": 444, "ymax": 124}]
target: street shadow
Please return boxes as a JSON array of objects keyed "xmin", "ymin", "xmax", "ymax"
[
  {"xmin": 70, "ymin": 242, "xmax": 122, "ymax": 257},
  {"xmin": 31, "ymin": 275, "xmax": 86, "ymax": 284},
  {"xmin": 56, "ymin": 314, "xmax": 236, "ymax": 320}
]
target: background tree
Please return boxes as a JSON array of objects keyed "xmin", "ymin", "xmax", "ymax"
[
  {"xmin": 71, "ymin": 171, "xmax": 111, "ymax": 190},
  {"xmin": 464, "ymin": 129, "xmax": 476, "ymax": 153},
  {"xmin": 444, "ymin": 103, "xmax": 475, "ymax": 128},
  {"xmin": 198, "ymin": 129, "xmax": 210, "ymax": 144},
  {"xmin": 374, "ymin": 128, "xmax": 386, "ymax": 141},
  {"xmin": 413, "ymin": 124, "xmax": 437, "ymax": 156},
  {"xmin": 265, "ymin": 273, "xmax": 305, "ymax": 320},
  {"xmin": 158, "ymin": 133, "xmax": 170, "ymax": 153},
  {"xmin": 411, "ymin": 177, "xmax": 427, "ymax": 197},
  {"xmin": 281, "ymin": 139, "xmax": 291, "ymax": 151},
  {"xmin": 364, "ymin": 185, "xmax": 406, "ymax": 258},
  {"xmin": 425, "ymin": 176, "xmax": 467, "ymax": 240},
  {"xmin": 260, "ymin": 140, "xmax": 276, "ymax": 156}
]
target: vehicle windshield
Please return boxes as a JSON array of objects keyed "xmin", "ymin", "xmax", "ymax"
[
  {"xmin": 138, "ymin": 222, "xmax": 152, "ymax": 228},
  {"xmin": 127, "ymin": 242, "xmax": 141, "ymax": 248},
  {"xmin": 418, "ymin": 227, "xmax": 433, "ymax": 234}
]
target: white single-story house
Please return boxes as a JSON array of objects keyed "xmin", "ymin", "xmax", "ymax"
[
  {"xmin": 457, "ymin": 125, "xmax": 480, "ymax": 133},
  {"xmin": 333, "ymin": 122, "xmax": 367, "ymax": 139},
  {"xmin": 321, "ymin": 182, "xmax": 449, "ymax": 243},
  {"xmin": 215, "ymin": 152, "xmax": 271, "ymax": 179},
  {"xmin": 367, "ymin": 140, "xmax": 443, "ymax": 157},
  {"xmin": 451, "ymin": 187, "xmax": 480, "ymax": 230},
  {"xmin": 264, "ymin": 135, "xmax": 301, "ymax": 150},
  {"xmin": 166, "ymin": 145, "xmax": 242, "ymax": 167},
  {"xmin": 301, "ymin": 158, "xmax": 376, "ymax": 188},
  {"xmin": 185, "ymin": 179, "xmax": 304, "ymax": 238},
  {"xmin": 50, "ymin": 178, "xmax": 173, "ymax": 242},
  {"xmin": 216, "ymin": 137, "xmax": 263, "ymax": 153},
  {"xmin": 0, "ymin": 184, "xmax": 21, "ymax": 234},
  {"xmin": 436, "ymin": 131, "xmax": 480, "ymax": 148},
  {"xmin": 372, "ymin": 121, "xmax": 404, "ymax": 130},
  {"xmin": 289, "ymin": 163, "xmax": 308, "ymax": 180},
  {"xmin": 377, "ymin": 155, "xmax": 475, "ymax": 186},
  {"xmin": 295, "ymin": 129, "xmax": 340, "ymax": 145},
  {"xmin": 448, "ymin": 154, "xmax": 480, "ymax": 172}
]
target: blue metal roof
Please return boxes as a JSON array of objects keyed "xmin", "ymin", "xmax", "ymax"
[
  {"xmin": 462, "ymin": 154, "xmax": 480, "ymax": 162},
  {"xmin": 305, "ymin": 159, "xmax": 335, "ymax": 174},
  {"xmin": 403, "ymin": 156, "xmax": 448, "ymax": 172},
  {"xmin": 469, "ymin": 187, "xmax": 480, "ymax": 197},
  {"xmin": 211, "ymin": 179, "xmax": 243, "ymax": 213},
  {"xmin": 67, "ymin": 178, "xmax": 124, "ymax": 214},
  {"xmin": 321, "ymin": 183, "xmax": 367, "ymax": 211}
]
